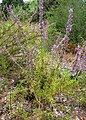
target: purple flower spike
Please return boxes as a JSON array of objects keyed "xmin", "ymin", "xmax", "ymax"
[
  {"xmin": 69, "ymin": 8, "xmax": 73, "ymax": 13},
  {"xmin": 39, "ymin": 0, "xmax": 48, "ymax": 47},
  {"xmin": 66, "ymin": 8, "xmax": 73, "ymax": 36},
  {"xmin": 39, "ymin": 0, "xmax": 44, "ymax": 30},
  {"xmin": 72, "ymin": 41, "xmax": 86, "ymax": 76}
]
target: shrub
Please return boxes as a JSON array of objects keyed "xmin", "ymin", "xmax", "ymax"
[
  {"xmin": 0, "ymin": 1, "xmax": 86, "ymax": 119},
  {"xmin": 46, "ymin": 0, "xmax": 86, "ymax": 43}
]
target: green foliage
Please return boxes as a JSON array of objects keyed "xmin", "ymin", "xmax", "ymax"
[
  {"xmin": 46, "ymin": 0, "xmax": 86, "ymax": 43},
  {"xmin": 2, "ymin": 0, "xmax": 24, "ymax": 7},
  {"xmin": 0, "ymin": 54, "xmax": 12, "ymax": 75},
  {"xmin": 13, "ymin": 5, "xmax": 30, "ymax": 20},
  {"xmin": 5, "ymin": 56, "xmax": 86, "ymax": 119},
  {"xmin": 1, "ymin": 0, "xmax": 24, "ymax": 19},
  {"xmin": 28, "ymin": 0, "xmax": 38, "ymax": 13}
]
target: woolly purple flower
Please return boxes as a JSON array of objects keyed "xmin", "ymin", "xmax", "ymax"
[
  {"xmin": 69, "ymin": 8, "xmax": 73, "ymax": 13},
  {"xmin": 66, "ymin": 25, "xmax": 72, "ymax": 34},
  {"xmin": 52, "ymin": 44, "xmax": 57, "ymax": 49},
  {"xmin": 52, "ymin": 44, "xmax": 58, "ymax": 54},
  {"xmin": 82, "ymin": 56, "xmax": 86, "ymax": 59},
  {"xmin": 75, "ymin": 44, "xmax": 81, "ymax": 51},
  {"xmin": 56, "ymin": 32, "xmax": 61, "ymax": 44},
  {"xmin": 39, "ymin": 0, "xmax": 48, "ymax": 47},
  {"xmin": 39, "ymin": 0, "xmax": 44, "ymax": 30},
  {"xmin": 6, "ymin": 5, "xmax": 14, "ymax": 15},
  {"xmin": 61, "ymin": 8, "xmax": 73, "ymax": 62},
  {"xmin": 6, "ymin": 5, "xmax": 21, "ymax": 26},
  {"xmin": 71, "ymin": 42, "xmax": 86, "ymax": 75},
  {"xmin": 66, "ymin": 8, "xmax": 73, "ymax": 36},
  {"xmin": 15, "ymin": 17, "xmax": 20, "ymax": 25}
]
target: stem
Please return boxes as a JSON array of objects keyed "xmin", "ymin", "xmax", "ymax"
[{"xmin": 34, "ymin": 90, "xmax": 43, "ymax": 108}]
